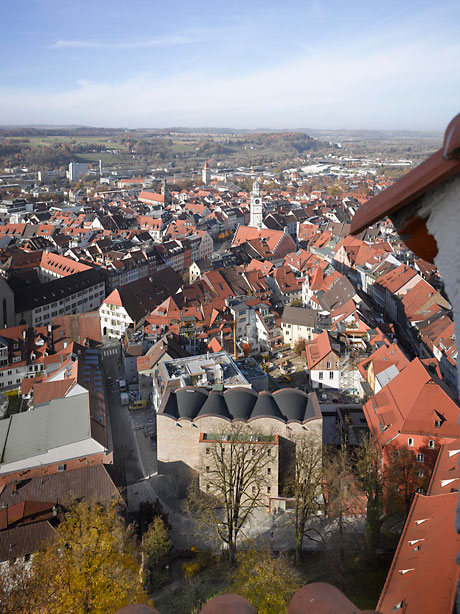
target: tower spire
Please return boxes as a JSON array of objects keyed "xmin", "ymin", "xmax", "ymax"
[{"xmin": 249, "ymin": 179, "xmax": 263, "ymax": 230}]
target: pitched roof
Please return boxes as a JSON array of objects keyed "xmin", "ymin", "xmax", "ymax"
[
  {"xmin": 377, "ymin": 492, "xmax": 459, "ymax": 614},
  {"xmin": 305, "ymin": 331, "xmax": 335, "ymax": 369},
  {"xmin": 363, "ymin": 358, "xmax": 460, "ymax": 444},
  {"xmin": 0, "ymin": 520, "xmax": 57, "ymax": 562},
  {"xmin": 281, "ymin": 306, "xmax": 317, "ymax": 327},
  {"xmin": 0, "ymin": 465, "xmax": 123, "ymax": 509},
  {"xmin": 351, "ymin": 113, "xmax": 460, "ymax": 236},
  {"xmin": 427, "ymin": 439, "xmax": 460, "ymax": 496}
]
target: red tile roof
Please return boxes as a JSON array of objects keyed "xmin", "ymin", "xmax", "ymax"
[
  {"xmin": 377, "ymin": 492, "xmax": 459, "ymax": 614},
  {"xmin": 363, "ymin": 358, "xmax": 460, "ymax": 445},
  {"xmin": 427, "ymin": 439, "xmax": 460, "ymax": 496},
  {"xmin": 351, "ymin": 114, "xmax": 460, "ymax": 235},
  {"xmin": 305, "ymin": 331, "xmax": 335, "ymax": 369}
]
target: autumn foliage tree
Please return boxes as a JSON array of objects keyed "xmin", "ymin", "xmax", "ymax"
[
  {"xmin": 384, "ymin": 441, "xmax": 439, "ymax": 516},
  {"xmin": 0, "ymin": 500, "xmax": 152, "ymax": 614},
  {"xmin": 142, "ymin": 516, "xmax": 172, "ymax": 591},
  {"xmin": 293, "ymin": 337, "xmax": 307, "ymax": 356},
  {"xmin": 231, "ymin": 549, "xmax": 301, "ymax": 614}
]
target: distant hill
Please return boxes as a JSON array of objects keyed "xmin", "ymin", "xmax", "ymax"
[{"xmin": 0, "ymin": 124, "xmax": 443, "ymax": 141}]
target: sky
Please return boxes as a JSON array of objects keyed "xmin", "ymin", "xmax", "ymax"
[{"xmin": 0, "ymin": 0, "xmax": 459, "ymax": 130}]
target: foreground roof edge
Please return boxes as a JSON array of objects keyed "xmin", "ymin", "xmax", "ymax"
[{"xmin": 350, "ymin": 113, "xmax": 460, "ymax": 263}]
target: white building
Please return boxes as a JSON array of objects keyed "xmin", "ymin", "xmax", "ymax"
[
  {"xmin": 281, "ymin": 306, "xmax": 317, "ymax": 348},
  {"xmin": 249, "ymin": 180, "xmax": 263, "ymax": 230},
  {"xmin": 202, "ymin": 161, "xmax": 211, "ymax": 184},
  {"xmin": 68, "ymin": 162, "xmax": 89, "ymax": 182}
]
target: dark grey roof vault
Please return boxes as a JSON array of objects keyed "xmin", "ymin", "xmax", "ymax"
[
  {"xmin": 176, "ymin": 388, "xmax": 208, "ymax": 419},
  {"xmin": 275, "ymin": 389, "xmax": 309, "ymax": 422},
  {"xmin": 197, "ymin": 392, "xmax": 231, "ymax": 419},
  {"xmin": 250, "ymin": 393, "xmax": 284, "ymax": 420},
  {"xmin": 224, "ymin": 388, "xmax": 258, "ymax": 420}
]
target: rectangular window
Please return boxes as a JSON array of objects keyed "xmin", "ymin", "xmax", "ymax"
[
  {"xmin": 417, "ymin": 453, "xmax": 424, "ymax": 463},
  {"xmin": 408, "ymin": 438, "xmax": 414, "ymax": 447},
  {"xmin": 206, "ymin": 466, "xmax": 210, "ymax": 473},
  {"xmin": 267, "ymin": 486, "xmax": 271, "ymax": 494},
  {"xmin": 318, "ymin": 372, "xmax": 323, "ymax": 380},
  {"xmin": 57, "ymin": 464, "xmax": 66, "ymax": 472},
  {"xmin": 326, "ymin": 361, "xmax": 331, "ymax": 369},
  {"xmin": 329, "ymin": 371, "xmax": 334, "ymax": 379},
  {"xmin": 267, "ymin": 467, "xmax": 271, "ymax": 475},
  {"xmin": 434, "ymin": 420, "xmax": 441, "ymax": 428},
  {"xmin": 429, "ymin": 440, "xmax": 435, "ymax": 449}
]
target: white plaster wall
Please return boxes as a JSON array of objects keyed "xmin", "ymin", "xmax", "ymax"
[{"xmin": 419, "ymin": 177, "xmax": 460, "ymax": 532}]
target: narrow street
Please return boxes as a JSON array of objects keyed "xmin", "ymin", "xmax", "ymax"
[{"xmin": 102, "ymin": 344, "xmax": 144, "ymax": 485}]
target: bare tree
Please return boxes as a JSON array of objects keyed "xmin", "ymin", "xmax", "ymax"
[
  {"xmin": 285, "ymin": 434, "xmax": 323, "ymax": 561},
  {"xmin": 186, "ymin": 423, "xmax": 275, "ymax": 564},
  {"xmin": 323, "ymin": 441, "xmax": 362, "ymax": 568},
  {"xmin": 355, "ymin": 434, "xmax": 384, "ymax": 552}
]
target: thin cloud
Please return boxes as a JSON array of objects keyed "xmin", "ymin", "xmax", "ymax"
[
  {"xmin": 50, "ymin": 36, "xmax": 194, "ymax": 49},
  {"xmin": 3, "ymin": 39, "xmax": 459, "ymax": 130},
  {"xmin": 356, "ymin": 1, "xmax": 426, "ymax": 37}
]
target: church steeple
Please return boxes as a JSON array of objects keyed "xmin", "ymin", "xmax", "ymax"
[
  {"xmin": 161, "ymin": 178, "xmax": 169, "ymax": 205},
  {"xmin": 249, "ymin": 179, "xmax": 263, "ymax": 230},
  {"xmin": 202, "ymin": 160, "xmax": 211, "ymax": 184}
]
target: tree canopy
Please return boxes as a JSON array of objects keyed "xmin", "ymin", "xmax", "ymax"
[{"xmin": 0, "ymin": 500, "xmax": 151, "ymax": 614}]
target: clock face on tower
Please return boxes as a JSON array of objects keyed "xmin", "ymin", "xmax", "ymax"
[{"xmin": 255, "ymin": 199, "xmax": 260, "ymax": 205}]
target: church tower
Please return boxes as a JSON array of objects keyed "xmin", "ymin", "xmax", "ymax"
[
  {"xmin": 161, "ymin": 178, "xmax": 169, "ymax": 205},
  {"xmin": 249, "ymin": 179, "xmax": 263, "ymax": 230},
  {"xmin": 202, "ymin": 160, "xmax": 211, "ymax": 184}
]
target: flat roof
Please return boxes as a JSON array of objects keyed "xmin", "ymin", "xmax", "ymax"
[{"xmin": 0, "ymin": 392, "xmax": 91, "ymax": 465}]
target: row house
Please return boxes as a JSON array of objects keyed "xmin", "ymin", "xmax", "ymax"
[
  {"xmin": 357, "ymin": 341, "xmax": 410, "ymax": 398},
  {"xmin": 0, "ymin": 268, "xmax": 106, "ymax": 329},
  {"xmin": 362, "ymin": 358, "xmax": 460, "ymax": 464},
  {"xmin": 417, "ymin": 312, "xmax": 458, "ymax": 396},
  {"xmin": 98, "ymin": 267, "xmax": 183, "ymax": 338},
  {"xmin": 0, "ymin": 325, "xmax": 50, "ymax": 389},
  {"xmin": 232, "ymin": 226, "xmax": 296, "ymax": 263},
  {"xmin": 281, "ymin": 306, "xmax": 317, "ymax": 348},
  {"xmin": 267, "ymin": 266, "xmax": 303, "ymax": 305},
  {"xmin": 305, "ymin": 330, "xmax": 341, "ymax": 390}
]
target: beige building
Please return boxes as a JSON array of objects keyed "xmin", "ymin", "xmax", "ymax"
[
  {"xmin": 281, "ymin": 306, "xmax": 317, "ymax": 348},
  {"xmin": 157, "ymin": 387, "xmax": 323, "ymax": 499}
]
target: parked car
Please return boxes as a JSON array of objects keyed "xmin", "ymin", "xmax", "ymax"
[{"xmin": 129, "ymin": 399, "xmax": 148, "ymax": 411}]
